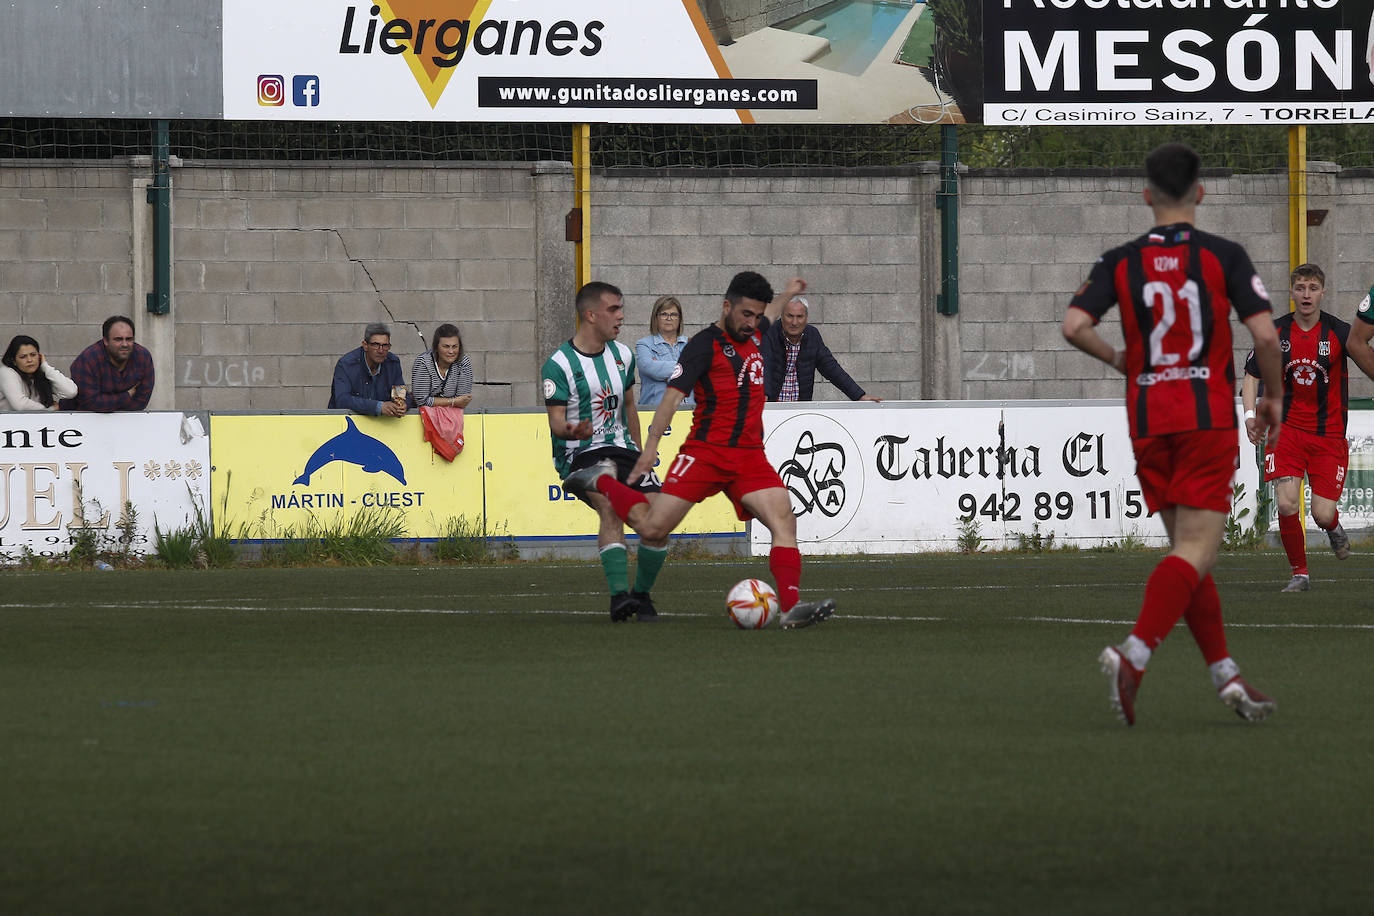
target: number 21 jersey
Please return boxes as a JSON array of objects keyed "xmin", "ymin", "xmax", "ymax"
[{"xmin": 1069, "ymin": 223, "xmax": 1272, "ymax": 438}]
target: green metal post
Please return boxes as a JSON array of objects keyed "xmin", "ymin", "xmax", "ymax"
[
  {"xmin": 146, "ymin": 119, "xmax": 171, "ymax": 315},
  {"xmin": 935, "ymin": 125, "xmax": 959, "ymax": 316}
]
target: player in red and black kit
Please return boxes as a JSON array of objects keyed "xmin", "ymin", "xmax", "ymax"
[
  {"xmin": 1062, "ymin": 143, "xmax": 1284, "ymax": 726},
  {"xmin": 562, "ymin": 271, "xmax": 836, "ymax": 629},
  {"xmin": 1241, "ymin": 264, "xmax": 1354, "ymax": 593}
]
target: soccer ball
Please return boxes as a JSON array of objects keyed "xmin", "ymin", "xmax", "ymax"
[{"xmin": 727, "ymin": 578, "xmax": 778, "ymax": 629}]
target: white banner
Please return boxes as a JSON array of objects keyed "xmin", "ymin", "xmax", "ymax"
[
  {"xmin": 221, "ymin": 0, "xmax": 818, "ymax": 123},
  {"xmin": 0, "ymin": 413, "xmax": 211, "ymax": 561},
  {"xmin": 755, "ymin": 400, "xmax": 1261, "ymax": 555}
]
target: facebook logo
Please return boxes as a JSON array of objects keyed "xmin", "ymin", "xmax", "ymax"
[{"xmin": 292, "ymin": 75, "xmax": 320, "ymax": 107}]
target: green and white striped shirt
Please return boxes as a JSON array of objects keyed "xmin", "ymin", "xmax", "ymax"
[{"xmin": 541, "ymin": 339, "xmax": 638, "ymax": 478}]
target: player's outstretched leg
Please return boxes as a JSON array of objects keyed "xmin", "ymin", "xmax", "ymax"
[
  {"xmin": 562, "ymin": 458, "xmax": 615, "ymax": 500},
  {"xmin": 1099, "ymin": 645, "xmax": 1144, "ymax": 726},
  {"xmin": 1218, "ymin": 675, "xmax": 1277, "ymax": 722},
  {"xmin": 780, "ymin": 598, "xmax": 836, "ymax": 629}
]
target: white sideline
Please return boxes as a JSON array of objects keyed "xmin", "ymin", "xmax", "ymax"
[{"xmin": 5, "ymin": 600, "xmax": 1374, "ymax": 630}]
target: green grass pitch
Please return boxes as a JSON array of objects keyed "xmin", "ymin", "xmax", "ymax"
[{"xmin": 3, "ymin": 550, "xmax": 1373, "ymax": 914}]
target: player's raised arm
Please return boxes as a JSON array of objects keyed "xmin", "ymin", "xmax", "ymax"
[{"xmin": 765, "ymin": 277, "xmax": 806, "ymax": 322}]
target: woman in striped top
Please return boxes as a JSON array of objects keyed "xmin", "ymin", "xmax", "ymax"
[{"xmin": 410, "ymin": 323, "xmax": 473, "ymax": 408}]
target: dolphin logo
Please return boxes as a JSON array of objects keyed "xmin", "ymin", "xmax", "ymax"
[{"xmin": 294, "ymin": 417, "xmax": 407, "ymax": 486}]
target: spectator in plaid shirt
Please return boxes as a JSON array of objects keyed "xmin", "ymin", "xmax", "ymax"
[
  {"xmin": 60, "ymin": 315, "xmax": 154, "ymax": 412},
  {"xmin": 759, "ymin": 296, "xmax": 881, "ymax": 403}
]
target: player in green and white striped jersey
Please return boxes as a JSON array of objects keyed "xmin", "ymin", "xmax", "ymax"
[{"xmin": 543, "ymin": 282, "xmax": 670, "ymax": 622}]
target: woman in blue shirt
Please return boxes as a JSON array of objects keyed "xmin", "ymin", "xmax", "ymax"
[{"xmin": 635, "ymin": 296, "xmax": 693, "ymax": 408}]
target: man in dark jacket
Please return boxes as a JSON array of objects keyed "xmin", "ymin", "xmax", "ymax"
[
  {"xmin": 760, "ymin": 296, "xmax": 882, "ymax": 402},
  {"xmin": 329, "ymin": 322, "xmax": 408, "ymax": 417}
]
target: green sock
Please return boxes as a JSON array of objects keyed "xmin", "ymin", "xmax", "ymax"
[
  {"xmin": 633, "ymin": 544, "xmax": 669, "ymax": 594},
  {"xmin": 600, "ymin": 543, "xmax": 629, "ymax": 595}
]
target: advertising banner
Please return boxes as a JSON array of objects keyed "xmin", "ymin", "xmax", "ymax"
[
  {"xmin": 753, "ymin": 401, "xmax": 1261, "ymax": 554},
  {"xmin": 483, "ymin": 410, "xmax": 743, "ymax": 540},
  {"xmin": 984, "ymin": 0, "xmax": 1374, "ymax": 126},
  {"xmin": 221, "ymin": 0, "xmax": 948, "ymax": 124},
  {"xmin": 210, "ymin": 411, "xmax": 742, "ymax": 544},
  {"xmin": 0, "ymin": 413, "xmax": 211, "ymax": 560},
  {"xmin": 210, "ymin": 414, "xmax": 484, "ymax": 539}
]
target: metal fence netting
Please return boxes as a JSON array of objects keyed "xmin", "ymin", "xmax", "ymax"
[{"xmin": 8, "ymin": 118, "xmax": 1374, "ymax": 173}]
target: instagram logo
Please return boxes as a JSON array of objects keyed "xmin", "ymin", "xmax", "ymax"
[{"xmin": 257, "ymin": 75, "xmax": 285, "ymax": 106}]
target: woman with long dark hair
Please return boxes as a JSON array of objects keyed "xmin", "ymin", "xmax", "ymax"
[{"xmin": 1, "ymin": 335, "xmax": 77, "ymax": 411}]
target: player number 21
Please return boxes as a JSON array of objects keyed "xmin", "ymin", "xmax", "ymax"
[{"xmin": 1144, "ymin": 279, "xmax": 1203, "ymax": 367}]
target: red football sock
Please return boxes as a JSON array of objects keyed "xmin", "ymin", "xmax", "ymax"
[
  {"xmin": 1278, "ymin": 511, "xmax": 1308, "ymax": 576},
  {"xmin": 1131, "ymin": 554, "xmax": 1199, "ymax": 650},
  {"xmin": 769, "ymin": 546, "xmax": 802, "ymax": 612},
  {"xmin": 595, "ymin": 475, "xmax": 648, "ymax": 523},
  {"xmin": 1319, "ymin": 508, "xmax": 1340, "ymax": 532},
  {"xmin": 1183, "ymin": 573, "xmax": 1229, "ymax": 665}
]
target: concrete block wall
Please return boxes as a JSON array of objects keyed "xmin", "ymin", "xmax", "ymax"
[
  {"xmin": 4, "ymin": 158, "xmax": 1369, "ymax": 413},
  {"xmin": 593, "ymin": 171, "xmax": 925, "ymax": 400},
  {"xmin": 0, "ymin": 164, "xmax": 140, "ymax": 371},
  {"xmin": 170, "ymin": 164, "xmax": 537, "ymax": 410},
  {"xmin": 958, "ymin": 171, "xmax": 1300, "ymax": 401}
]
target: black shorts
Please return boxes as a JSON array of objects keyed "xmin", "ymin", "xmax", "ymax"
[{"xmin": 569, "ymin": 446, "xmax": 661, "ymax": 505}]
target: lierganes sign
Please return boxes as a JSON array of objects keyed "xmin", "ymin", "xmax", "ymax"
[{"xmin": 223, "ymin": 0, "xmax": 819, "ymax": 123}]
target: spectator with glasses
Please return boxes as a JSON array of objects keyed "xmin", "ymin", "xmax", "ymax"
[
  {"xmin": 635, "ymin": 295, "xmax": 693, "ymax": 409},
  {"xmin": 329, "ymin": 322, "xmax": 407, "ymax": 417}
]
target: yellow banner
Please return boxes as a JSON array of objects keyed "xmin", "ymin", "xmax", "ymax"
[
  {"xmin": 210, "ymin": 411, "xmax": 743, "ymax": 542},
  {"xmin": 210, "ymin": 414, "xmax": 483, "ymax": 539},
  {"xmin": 482, "ymin": 410, "xmax": 744, "ymax": 539}
]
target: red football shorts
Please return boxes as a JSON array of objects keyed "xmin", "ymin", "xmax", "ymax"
[
  {"xmin": 1132, "ymin": 428, "xmax": 1239, "ymax": 514},
  {"xmin": 660, "ymin": 441, "xmax": 785, "ymax": 521},
  {"xmin": 1264, "ymin": 425, "xmax": 1348, "ymax": 501}
]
